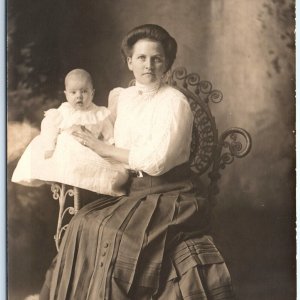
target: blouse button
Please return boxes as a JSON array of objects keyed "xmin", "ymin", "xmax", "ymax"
[
  {"xmin": 104, "ymin": 242, "xmax": 109, "ymax": 248},
  {"xmin": 102, "ymin": 251, "xmax": 106, "ymax": 256},
  {"xmin": 100, "ymin": 262, "xmax": 104, "ymax": 267}
]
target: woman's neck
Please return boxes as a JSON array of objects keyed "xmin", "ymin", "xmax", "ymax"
[{"xmin": 135, "ymin": 80, "xmax": 161, "ymax": 93}]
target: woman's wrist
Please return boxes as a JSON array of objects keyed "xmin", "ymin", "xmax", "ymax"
[
  {"xmin": 93, "ymin": 140, "xmax": 111, "ymax": 157},
  {"xmin": 94, "ymin": 140, "xmax": 129, "ymax": 165}
]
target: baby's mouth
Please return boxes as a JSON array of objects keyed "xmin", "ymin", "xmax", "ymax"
[{"xmin": 76, "ymin": 100, "xmax": 83, "ymax": 105}]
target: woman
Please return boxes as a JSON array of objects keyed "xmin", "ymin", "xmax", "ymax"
[{"xmin": 40, "ymin": 24, "xmax": 235, "ymax": 300}]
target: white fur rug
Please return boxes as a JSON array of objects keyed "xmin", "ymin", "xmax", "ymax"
[{"xmin": 24, "ymin": 295, "xmax": 39, "ymax": 300}]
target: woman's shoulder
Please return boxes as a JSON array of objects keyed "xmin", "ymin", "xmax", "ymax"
[
  {"xmin": 160, "ymin": 84, "xmax": 185, "ymax": 96},
  {"xmin": 108, "ymin": 86, "xmax": 139, "ymax": 107},
  {"xmin": 108, "ymin": 87, "xmax": 125, "ymax": 99},
  {"xmin": 159, "ymin": 84, "xmax": 190, "ymax": 107},
  {"xmin": 115, "ymin": 86, "xmax": 137, "ymax": 98},
  {"xmin": 108, "ymin": 87, "xmax": 126, "ymax": 112}
]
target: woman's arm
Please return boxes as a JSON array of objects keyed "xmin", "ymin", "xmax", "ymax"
[{"xmin": 72, "ymin": 126, "xmax": 129, "ymax": 164}]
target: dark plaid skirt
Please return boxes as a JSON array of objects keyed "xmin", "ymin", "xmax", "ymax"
[{"xmin": 40, "ymin": 165, "xmax": 235, "ymax": 299}]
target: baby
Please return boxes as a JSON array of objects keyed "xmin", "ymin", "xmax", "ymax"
[{"xmin": 12, "ymin": 69, "xmax": 128, "ymax": 196}]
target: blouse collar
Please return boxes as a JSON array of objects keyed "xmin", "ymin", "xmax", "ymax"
[{"xmin": 135, "ymin": 80, "xmax": 161, "ymax": 98}]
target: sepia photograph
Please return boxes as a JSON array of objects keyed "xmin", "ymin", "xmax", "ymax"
[{"xmin": 7, "ymin": 1, "xmax": 295, "ymax": 299}]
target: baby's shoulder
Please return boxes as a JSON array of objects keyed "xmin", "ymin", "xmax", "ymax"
[
  {"xmin": 56, "ymin": 102, "xmax": 73, "ymax": 114},
  {"xmin": 44, "ymin": 103, "xmax": 65, "ymax": 119}
]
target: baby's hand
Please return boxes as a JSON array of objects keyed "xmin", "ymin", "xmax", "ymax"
[{"xmin": 44, "ymin": 149, "xmax": 55, "ymax": 159}]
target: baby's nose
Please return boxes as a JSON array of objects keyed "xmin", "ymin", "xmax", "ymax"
[{"xmin": 76, "ymin": 91, "xmax": 83, "ymax": 98}]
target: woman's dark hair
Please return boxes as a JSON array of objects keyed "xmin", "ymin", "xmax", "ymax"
[{"xmin": 121, "ymin": 24, "xmax": 177, "ymax": 72}]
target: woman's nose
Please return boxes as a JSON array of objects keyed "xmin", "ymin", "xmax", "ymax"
[{"xmin": 145, "ymin": 58, "xmax": 153, "ymax": 69}]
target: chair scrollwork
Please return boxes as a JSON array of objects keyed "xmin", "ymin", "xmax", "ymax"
[{"xmin": 168, "ymin": 67, "xmax": 252, "ymax": 204}]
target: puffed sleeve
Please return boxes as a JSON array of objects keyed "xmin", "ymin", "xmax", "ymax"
[
  {"xmin": 108, "ymin": 87, "xmax": 123, "ymax": 124},
  {"xmin": 128, "ymin": 92, "xmax": 194, "ymax": 176},
  {"xmin": 96, "ymin": 108, "xmax": 115, "ymax": 145},
  {"xmin": 40, "ymin": 108, "xmax": 63, "ymax": 151}
]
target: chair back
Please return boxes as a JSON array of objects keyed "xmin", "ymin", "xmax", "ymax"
[{"xmin": 167, "ymin": 67, "xmax": 252, "ymax": 202}]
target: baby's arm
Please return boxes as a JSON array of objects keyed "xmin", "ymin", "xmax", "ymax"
[{"xmin": 40, "ymin": 109, "xmax": 63, "ymax": 159}]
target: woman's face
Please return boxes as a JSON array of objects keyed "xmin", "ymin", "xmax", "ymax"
[{"xmin": 127, "ymin": 39, "xmax": 166, "ymax": 86}]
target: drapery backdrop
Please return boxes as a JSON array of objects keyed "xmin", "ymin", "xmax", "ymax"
[{"xmin": 7, "ymin": 0, "xmax": 295, "ymax": 299}]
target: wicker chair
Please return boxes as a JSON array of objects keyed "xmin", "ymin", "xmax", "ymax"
[{"xmin": 51, "ymin": 67, "xmax": 252, "ymax": 251}]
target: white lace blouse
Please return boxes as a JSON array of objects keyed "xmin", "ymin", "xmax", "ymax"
[{"xmin": 108, "ymin": 82, "xmax": 194, "ymax": 176}]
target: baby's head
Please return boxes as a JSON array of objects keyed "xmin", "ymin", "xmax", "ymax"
[{"xmin": 64, "ymin": 69, "xmax": 95, "ymax": 111}]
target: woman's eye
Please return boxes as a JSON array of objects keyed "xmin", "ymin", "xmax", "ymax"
[
  {"xmin": 138, "ymin": 56, "xmax": 146, "ymax": 60},
  {"xmin": 154, "ymin": 57, "xmax": 162, "ymax": 63}
]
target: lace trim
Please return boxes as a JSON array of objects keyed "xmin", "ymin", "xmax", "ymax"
[{"xmin": 135, "ymin": 80, "xmax": 162, "ymax": 99}]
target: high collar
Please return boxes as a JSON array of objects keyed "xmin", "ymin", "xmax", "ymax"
[{"xmin": 135, "ymin": 80, "xmax": 161, "ymax": 96}]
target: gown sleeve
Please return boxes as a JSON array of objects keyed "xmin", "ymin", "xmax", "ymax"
[
  {"xmin": 128, "ymin": 91, "xmax": 194, "ymax": 176},
  {"xmin": 40, "ymin": 108, "xmax": 63, "ymax": 151}
]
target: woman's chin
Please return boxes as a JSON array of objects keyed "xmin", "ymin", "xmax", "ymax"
[{"xmin": 139, "ymin": 77, "xmax": 159, "ymax": 86}]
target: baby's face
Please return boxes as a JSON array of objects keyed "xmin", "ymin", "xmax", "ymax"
[{"xmin": 64, "ymin": 75, "xmax": 95, "ymax": 111}]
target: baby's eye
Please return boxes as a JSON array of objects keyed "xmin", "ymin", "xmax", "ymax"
[{"xmin": 71, "ymin": 91, "xmax": 76, "ymax": 95}]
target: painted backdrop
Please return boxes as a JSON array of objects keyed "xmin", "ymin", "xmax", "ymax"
[{"xmin": 7, "ymin": 1, "xmax": 295, "ymax": 299}]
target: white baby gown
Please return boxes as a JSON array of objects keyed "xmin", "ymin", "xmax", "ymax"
[{"xmin": 11, "ymin": 102, "xmax": 128, "ymax": 196}]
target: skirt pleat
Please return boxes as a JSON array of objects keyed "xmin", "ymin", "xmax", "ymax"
[
  {"xmin": 129, "ymin": 193, "xmax": 180, "ymax": 292},
  {"xmin": 113, "ymin": 194, "xmax": 161, "ymax": 293},
  {"xmin": 40, "ymin": 169, "xmax": 235, "ymax": 300},
  {"xmin": 157, "ymin": 236, "xmax": 235, "ymax": 300}
]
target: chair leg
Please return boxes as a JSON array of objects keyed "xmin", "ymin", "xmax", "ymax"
[{"xmin": 51, "ymin": 183, "xmax": 81, "ymax": 251}]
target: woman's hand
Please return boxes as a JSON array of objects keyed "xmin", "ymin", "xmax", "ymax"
[
  {"xmin": 72, "ymin": 126, "xmax": 130, "ymax": 164},
  {"xmin": 72, "ymin": 126, "xmax": 103, "ymax": 153}
]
